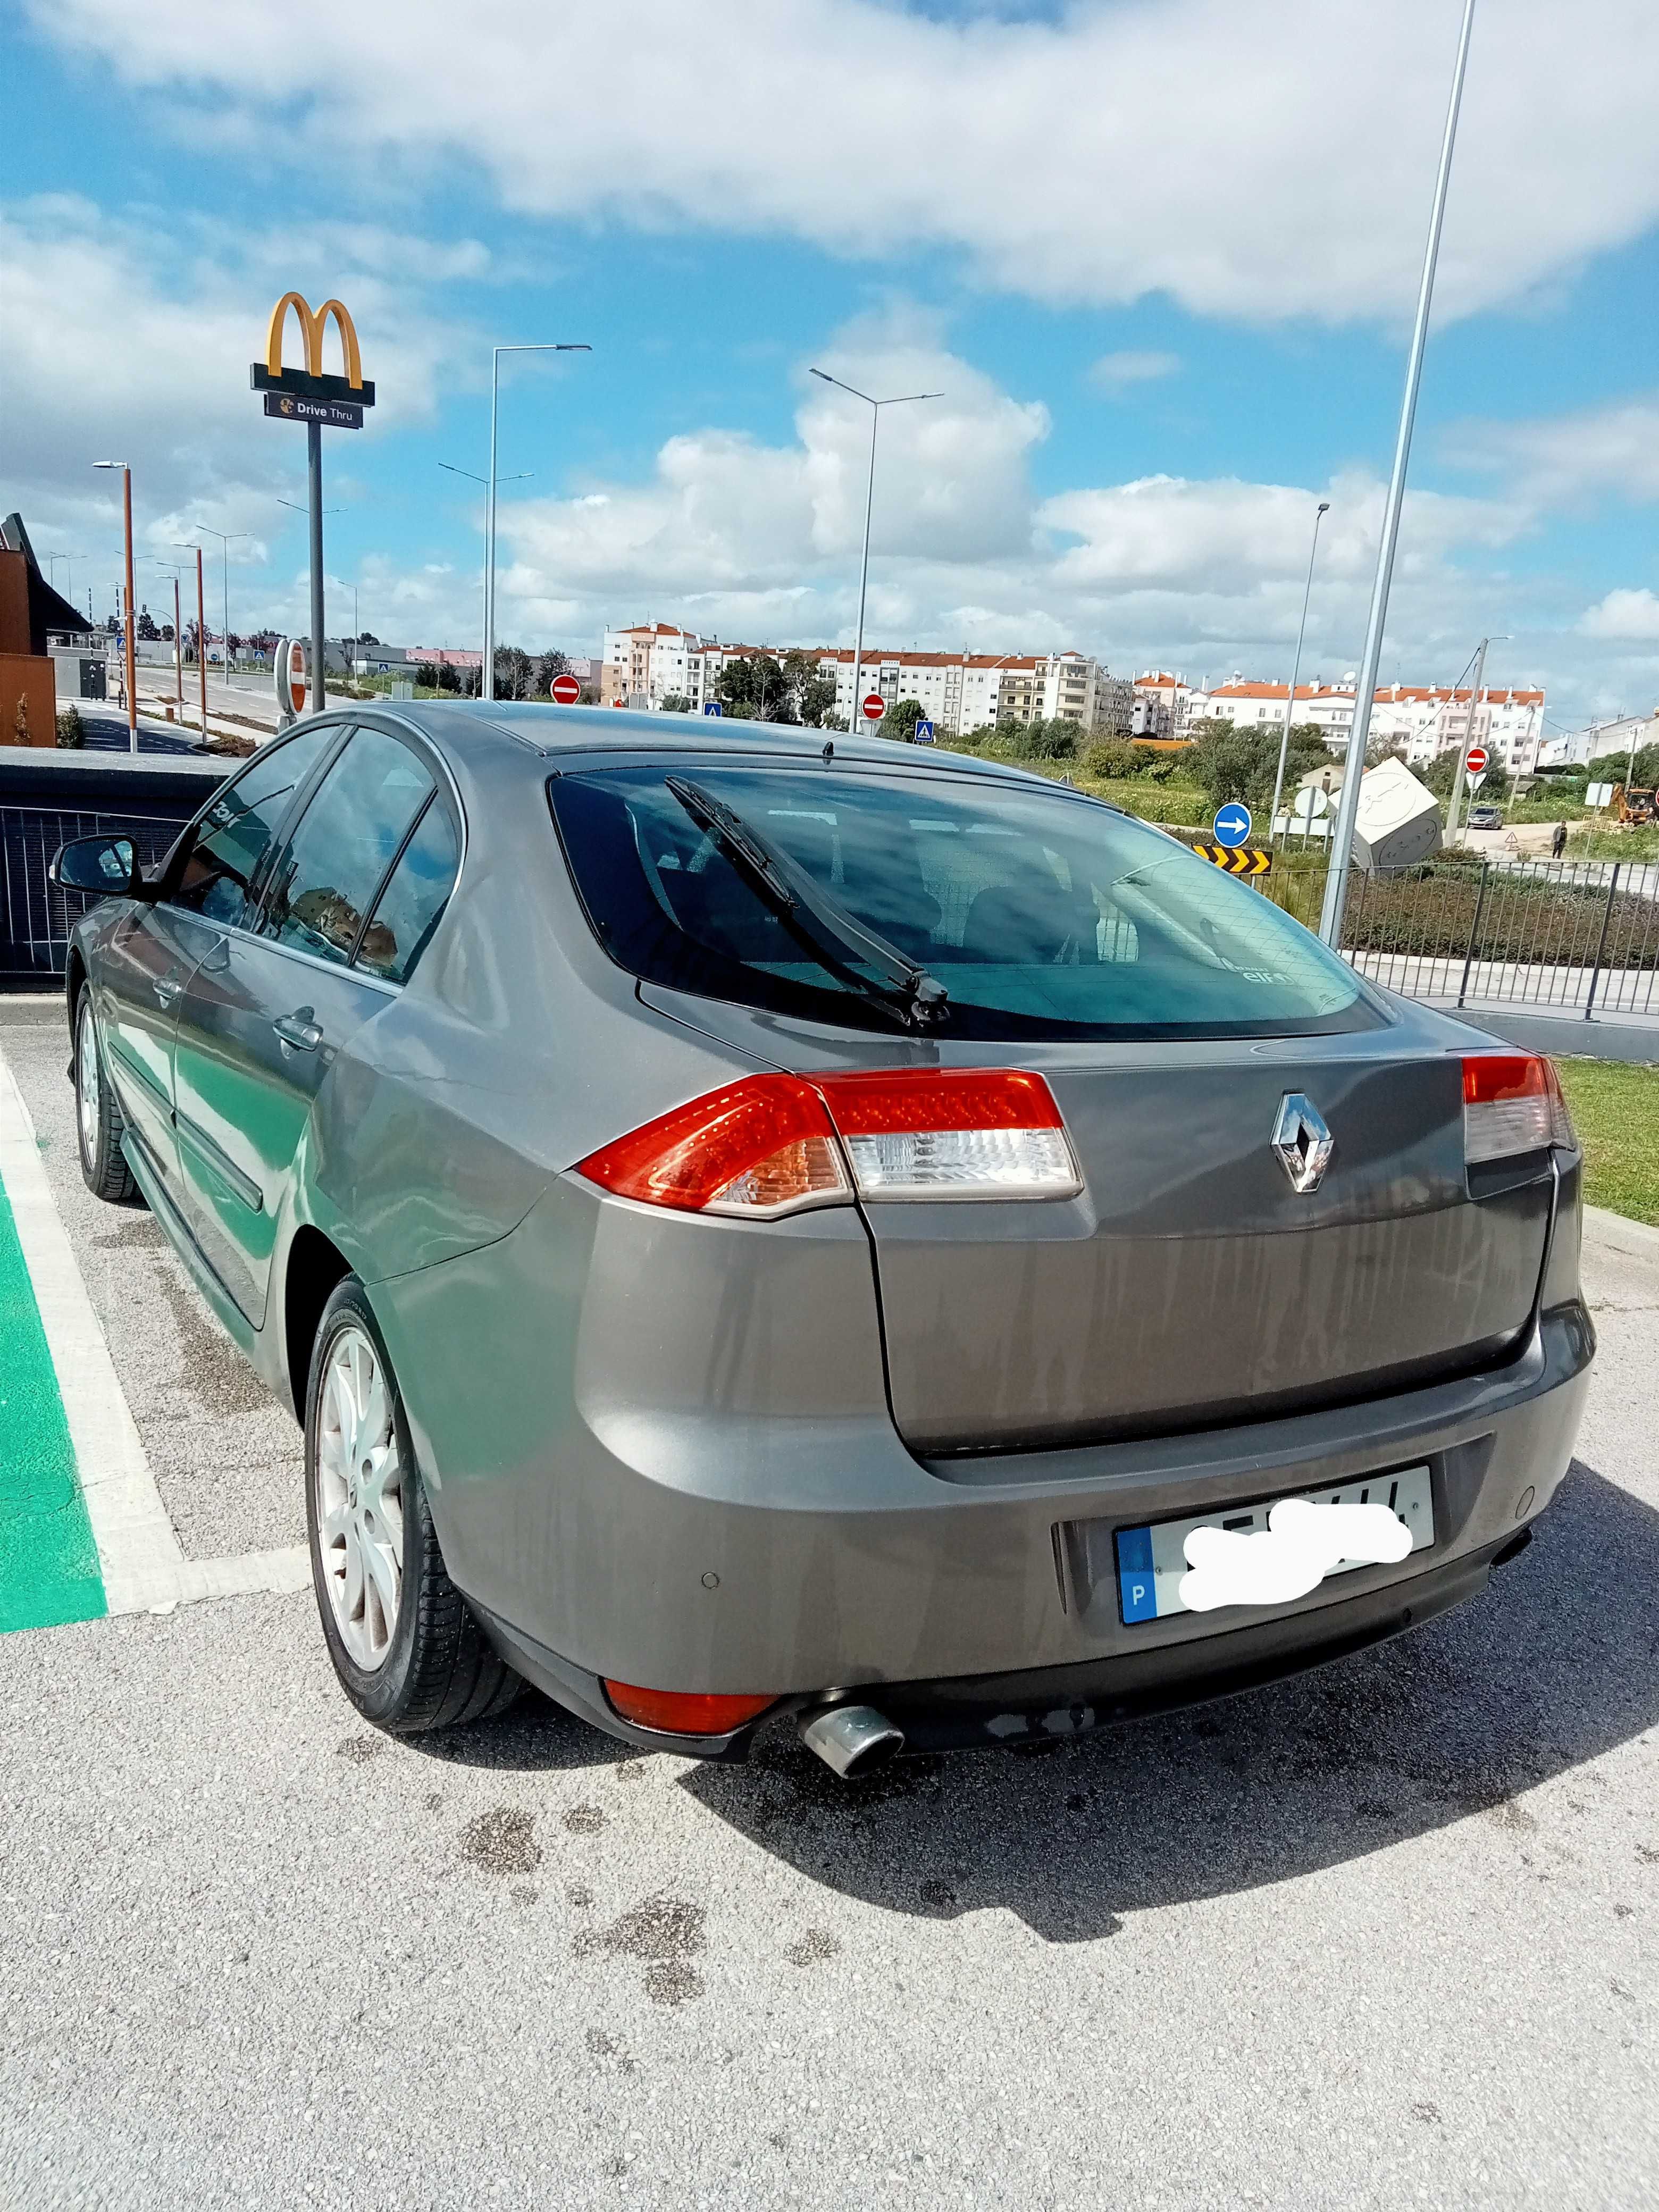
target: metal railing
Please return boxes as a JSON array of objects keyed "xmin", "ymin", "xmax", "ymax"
[{"xmin": 0, "ymin": 806, "xmax": 188, "ymax": 987}]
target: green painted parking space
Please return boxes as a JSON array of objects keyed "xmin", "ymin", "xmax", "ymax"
[{"xmin": 0, "ymin": 1170, "xmax": 106, "ymax": 1632}]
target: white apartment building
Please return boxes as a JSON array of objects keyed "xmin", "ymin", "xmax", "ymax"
[
  {"xmin": 601, "ymin": 622, "xmax": 715, "ymax": 710},
  {"xmin": 1131, "ymin": 672, "xmax": 1204, "ymax": 739},
  {"xmin": 1191, "ymin": 679, "xmax": 1547, "ymax": 772}
]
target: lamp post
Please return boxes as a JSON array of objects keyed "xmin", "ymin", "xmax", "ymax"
[
  {"xmin": 138, "ymin": 557, "xmax": 187, "ymax": 708},
  {"xmin": 483, "ymin": 343, "xmax": 591, "ymax": 701},
  {"xmin": 93, "ymin": 463, "xmax": 138, "ymax": 751},
  {"xmin": 173, "ymin": 543, "xmax": 208, "ymax": 735},
  {"xmin": 1319, "ymin": 0, "xmax": 1478, "ymax": 948},
  {"xmin": 809, "ymin": 369, "xmax": 943, "ymax": 734},
  {"xmin": 193, "ymin": 526, "xmax": 250, "ymax": 678},
  {"xmin": 1270, "ymin": 500, "xmax": 1331, "ymax": 834},
  {"xmin": 1446, "ymin": 633, "xmax": 1508, "ymax": 842}
]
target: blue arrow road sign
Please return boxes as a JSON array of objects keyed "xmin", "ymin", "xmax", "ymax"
[
  {"xmin": 703, "ymin": 701, "xmax": 723, "ymax": 716},
  {"xmin": 1213, "ymin": 802, "xmax": 1252, "ymax": 849},
  {"xmin": 914, "ymin": 720, "xmax": 935, "ymax": 744}
]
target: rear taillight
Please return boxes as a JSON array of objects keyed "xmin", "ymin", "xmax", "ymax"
[
  {"xmin": 815, "ymin": 1068, "xmax": 1082, "ymax": 1200},
  {"xmin": 574, "ymin": 1074, "xmax": 850, "ymax": 1218},
  {"xmin": 575, "ymin": 1068, "xmax": 1082, "ymax": 1216},
  {"xmin": 1463, "ymin": 1054, "xmax": 1574, "ymax": 1164}
]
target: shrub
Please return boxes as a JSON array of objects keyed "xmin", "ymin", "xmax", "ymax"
[
  {"xmin": 1131, "ymin": 743, "xmax": 1178, "ymax": 782},
  {"xmin": 56, "ymin": 705, "xmax": 86, "ymax": 749},
  {"xmin": 1081, "ymin": 740, "xmax": 1141, "ymax": 781}
]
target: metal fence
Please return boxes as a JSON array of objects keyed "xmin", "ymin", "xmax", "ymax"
[
  {"xmin": 1339, "ymin": 855, "xmax": 1659, "ymax": 1019},
  {"xmin": 0, "ymin": 806, "xmax": 188, "ymax": 987}
]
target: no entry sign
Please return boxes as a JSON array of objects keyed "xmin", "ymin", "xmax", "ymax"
[
  {"xmin": 1464, "ymin": 745, "xmax": 1488, "ymax": 776},
  {"xmin": 550, "ymin": 672, "xmax": 581, "ymax": 705},
  {"xmin": 861, "ymin": 692, "xmax": 885, "ymax": 722}
]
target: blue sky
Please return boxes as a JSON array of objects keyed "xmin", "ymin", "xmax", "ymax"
[{"xmin": 6, "ymin": 0, "xmax": 1659, "ymax": 728}]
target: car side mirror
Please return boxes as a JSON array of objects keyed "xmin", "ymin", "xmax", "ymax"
[{"xmin": 51, "ymin": 835, "xmax": 140, "ymax": 898}]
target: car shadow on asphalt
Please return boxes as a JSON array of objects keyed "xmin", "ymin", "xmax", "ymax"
[{"xmin": 416, "ymin": 1463, "xmax": 1659, "ymax": 1940}]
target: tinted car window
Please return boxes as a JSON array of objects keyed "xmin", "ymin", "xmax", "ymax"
[
  {"xmin": 549, "ymin": 763, "xmax": 1379, "ymax": 1042},
  {"xmin": 355, "ymin": 792, "xmax": 460, "ymax": 984},
  {"xmin": 261, "ymin": 727, "xmax": 434, "ymax": 967},
  {"xmin": 168, "ymin": 725, "xmax": 333, "ymax": 928}
]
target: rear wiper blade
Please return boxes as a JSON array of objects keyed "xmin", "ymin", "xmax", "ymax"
[{"xmin": 665, "ymin": 775, "xmax": 949, "ymax": 1029}]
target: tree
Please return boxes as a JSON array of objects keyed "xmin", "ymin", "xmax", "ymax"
[
  {"xmin": 1082, "ymin": 739, "xmax": 1141, "ymax": 781},
  {"xmin": 534, "ymin": 649, "xmax": 571, "ymax": 696},
  {"xmin": 659, "ymin": 692, "xmax": 692, "ymax": 714},
  {"xmin": 780, "ymin": 649, "xmax": 838, "ymax": 728},
  {"xmin": 1185, "ymin": 719, "xmax": 1331, "ymax": 816},
  {"xmin": 716, "ymin": 654, "xmax": 796, "ymax": 722},
  {"xmin": 492, "ymin": 645, "xmax": 534, "ymax": 700},
  {"xmin": 1587, "ymin": 743, "xmax": 1659, "ymax": 790},
  {"xmin": 880, "ymin": 698, "xmax": 926, "ymax": 742},
  {"xmin": 136, "ymin": 605, "xmax": 160, "ymax": 642},
  {"xmin": 160, "ymin": 623, "xmax": 175, "ymax": 643}
]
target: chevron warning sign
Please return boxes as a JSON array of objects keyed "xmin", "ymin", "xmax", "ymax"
[{"xmin": 1193, "ymin": 845, "xmax": 1272, "ymax": 875}]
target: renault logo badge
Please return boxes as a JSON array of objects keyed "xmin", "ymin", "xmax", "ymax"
[{"xmin": 1272, "ymin": 1093, "xmax": 1333, "ymax": 1193}]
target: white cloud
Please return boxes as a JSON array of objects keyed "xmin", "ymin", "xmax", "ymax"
[
  {"xmin": 1447, "ymin": 396, "xmax": 1659, "ymax": 506},
  {"xmin": 1578, "ymin": 588, "xmax": 1659, "ymax": 641},
  {"xmin": 1088, "ymin": 351, "xmax": 1180, "ymax": 393},
  {"xmin": 28, "ymin": 0, "xmax": 1659, "ymax": 326}
]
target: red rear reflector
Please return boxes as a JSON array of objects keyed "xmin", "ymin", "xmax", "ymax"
[
  {"xmin": 602, "ymin": 1682, "xmax": 776, "ymax": 1736},
  {"xmin": 574, "ymin": 1075, "xmax": 850, "ymax": 1218}
]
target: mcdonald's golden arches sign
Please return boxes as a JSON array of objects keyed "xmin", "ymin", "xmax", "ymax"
[{"xmin": 250, "ymin": 292, "xmax": 375, "ymax": 427}]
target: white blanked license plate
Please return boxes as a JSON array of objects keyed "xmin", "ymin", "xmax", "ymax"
[{"xmin": 1114, "ymin": 1465, "xmax": 1435, "ymax": 1626}]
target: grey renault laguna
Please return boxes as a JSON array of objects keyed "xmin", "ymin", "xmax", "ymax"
[{"xmin": 52, "ymin": 705, "xmax": 1591, "ymax": 1775}]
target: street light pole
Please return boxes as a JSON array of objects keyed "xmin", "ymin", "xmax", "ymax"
[
  {"xmin": 1446, "ymin": 633, "xmax": 1506, "ymax": 842},
  {"xmin": 483, "ymin": 343, "xmax": 591, "ymax": 702},
  {"xmin": 810, "ymin": 369, "xmax": 943, "ymax": 733},
  {"xmin": 1270, "ymin": 500, "xmax": 1330, "ymax": 834},
  {"xmin": 194, "ymin": 526, "xmax": 250, "ymax": 678},
  {"xmin": 94, "ymin": 462, "xmax": 138, "ymax": 751},
  {"xmin": 1319, "ymin": 0, "xmax": 1477, "ymax": 948}
]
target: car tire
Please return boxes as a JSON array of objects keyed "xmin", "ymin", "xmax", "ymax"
[
  {"xmin": 73, "ymin": 986, "xmax": 138, "ymax": 1205},
  {"xmin": 304, "ymin": 1276, "xmax": 521, "ymax": 1733}
]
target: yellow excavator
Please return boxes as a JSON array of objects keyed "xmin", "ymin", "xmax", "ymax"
[{"xmin": 1612, "ymin": 783, "xmax": 1657, "ymax": 825}]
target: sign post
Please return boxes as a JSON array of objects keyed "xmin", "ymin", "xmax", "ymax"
[{"xmin": 253, "ymin": 293, "xmax": 374, "ymax": 713}]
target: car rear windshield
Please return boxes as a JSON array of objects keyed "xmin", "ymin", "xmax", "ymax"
[{"xmin": 547, "ymin": 761, "xmax": 1381, "ymax": 1042}]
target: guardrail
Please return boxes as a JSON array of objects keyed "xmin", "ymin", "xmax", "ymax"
[{"xmin": 0, "ymin": 806, "xmax": 189, "ymax": 987}]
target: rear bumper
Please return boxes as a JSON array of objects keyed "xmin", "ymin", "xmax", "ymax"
[{"xmin": 479, "ymin": 1527, "xmax": 1527, "ymax": 1758}]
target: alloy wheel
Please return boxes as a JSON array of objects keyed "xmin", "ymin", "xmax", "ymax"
[
  {"xmin": 314, "ymin": 1325, "xmax": 405, "ymax": 1671},
  {"xmin": 77, "ymin": 1000, "xmax": 100, "ymax": 1163}
]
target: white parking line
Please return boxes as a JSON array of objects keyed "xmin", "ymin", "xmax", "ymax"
[{"xmin": 0, "ymin": 1048, "xmax": 309, "ymax": 1616}]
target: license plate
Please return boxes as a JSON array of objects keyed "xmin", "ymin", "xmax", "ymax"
[{"xmin": 1114, "ymin": 1465, "xmax": 1435, "ymax": 1626}]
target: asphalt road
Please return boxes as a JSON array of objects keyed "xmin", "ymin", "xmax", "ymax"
[{"xmin": 1, "ymin": 996, "xmax": 1655, "ymax": 2211}]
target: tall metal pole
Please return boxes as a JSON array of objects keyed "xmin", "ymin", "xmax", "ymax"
[
  {"xmin": 1446, "ymin": 633, "xmax": 1489, "ymax": 844},
  {"xmin": 1270, "ymin": 500, "xmax": 1330, "ymax": 832},
  {"xmin": 196, "ymin": 548, "xmax": 207, "ymax": 733},
  {"xmin": 484, "ymin": 348, "xmax": 501, "ymax": 700},
  {"xmin": 849, "ymin": 405, "xmax": 878, "ymax": 733},
  {"xmin": 1319, "ymin": 0, "xmax": 1477, "ymax": 947},
  {"xmin": 121, "ymin": 468, "xmax": 137, "ymax": 752},
  {"xmin": 174, "ymin": 578, "xmax": 183, "ymax": 706},
  {"xmin": 307, "ymin": 420, "xmax": 326, "ymax": 713}
]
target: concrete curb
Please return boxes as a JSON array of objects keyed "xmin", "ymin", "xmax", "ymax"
[{"xmin": 1583, "ymin": 1203, "xmax": 1659, "ymax": 1260}]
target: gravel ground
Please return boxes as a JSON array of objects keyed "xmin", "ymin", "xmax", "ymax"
[{"xmin": 1, "ymin": 999, "xmax": 1655, "ymax": 2210}]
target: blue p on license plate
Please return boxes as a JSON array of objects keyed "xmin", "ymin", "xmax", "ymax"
[{"xmin": 1114, "ymin": 1465, "xmax": 1435, "ymax": 1626}]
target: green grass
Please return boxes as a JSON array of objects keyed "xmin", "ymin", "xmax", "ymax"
[
  {"xmin": 1565, "ymin": 826, "xmax": 1659, "ymax": 863},
  {"xmin": 1553, "ymin": 1059, "xmax": 1659, "ymax": 1226}
]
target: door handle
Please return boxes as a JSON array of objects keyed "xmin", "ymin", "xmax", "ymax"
[
  {"xmin": 272, "ymin": 1009, "xmax": 324, "ymax": 1052},
  {"xmin": 153, "ymin": 976, "xmax": 183, "ymax": 1007}
]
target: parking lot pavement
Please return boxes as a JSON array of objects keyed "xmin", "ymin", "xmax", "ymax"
[{"xmin": 1, "ymin": 1003, "xmax": 1656, "ymax": 2209}]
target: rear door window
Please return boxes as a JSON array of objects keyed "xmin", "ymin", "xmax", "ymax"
[
  {"xmin": 354, "ymin": 792, "xmax": 460, "ymax": 984},
  {"xmin": 548, "ymin": 761, "xmax": 1379, "ymax": 1042},
  {"xmin": 167, "ymin": 725, "xmax": 334, "ymax": 929},
  {"xmin": 258, "ymin": 727, "xmax": 434, "ymax": 967}
]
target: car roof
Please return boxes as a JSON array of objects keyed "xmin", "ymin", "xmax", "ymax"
[{"xmin": 375, "ymin": 700, "xmax": 1062, "ymax": 791}]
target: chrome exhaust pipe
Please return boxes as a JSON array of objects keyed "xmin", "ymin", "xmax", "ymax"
[{"xmin": 799, "ymin": 1704, "xmax": 906, "ymax": 1779}]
